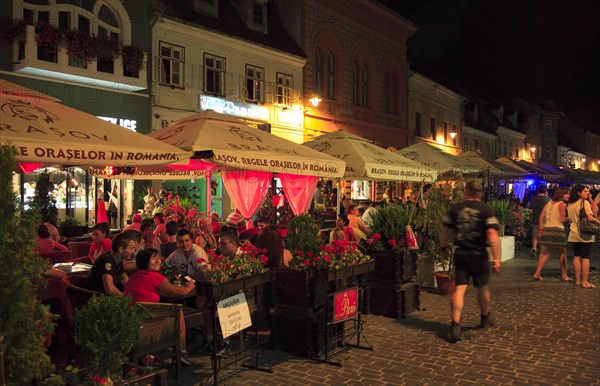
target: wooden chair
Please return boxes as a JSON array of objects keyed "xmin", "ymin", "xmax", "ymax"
[
  {"xmin": 66, "ymin": 284, "xmax": 100, "ymax": 310},
  {"xmin": 40, "ymin": 250, "xmax": 74, "ymax": 264},
  {"xmin": 67, "ymin": 241, "xmax": 92, "ymax": 259},
  {"xmin": 131, "ymin": 302, "xmax": 182, "ymax": 379}
]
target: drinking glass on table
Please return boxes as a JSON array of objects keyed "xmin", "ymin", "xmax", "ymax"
[{"xmin": 173, "ymin": 265, "xmax": 183, "ymax": 286}]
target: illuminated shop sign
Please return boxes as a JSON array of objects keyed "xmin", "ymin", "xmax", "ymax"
[
  {"xmin": 199, "ymin": 95, "xmax": 269, "ymax": 121},
  {"xmin": 98, "ymin": 116, "xmax": 137, "ymax": 131}
]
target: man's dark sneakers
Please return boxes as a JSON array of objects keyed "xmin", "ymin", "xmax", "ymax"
[
  {"xmin": 480, "ymin": 311, "xmax": 496, "ymax": 328},
  {"xmin": 447, "ymin": 323, "xmax": 462, "ymax": 343}
]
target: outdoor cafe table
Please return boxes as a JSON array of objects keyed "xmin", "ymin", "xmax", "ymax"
[{"xmin": 53, "ymin": 262, "xmax": 92, "ymax": 276}]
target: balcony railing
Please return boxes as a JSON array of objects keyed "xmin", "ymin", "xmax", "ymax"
[{"xmin": 12, "ymin": 25, "xmax": 147, "ymax": 92}]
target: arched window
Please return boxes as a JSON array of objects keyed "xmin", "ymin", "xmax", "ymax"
[
  {"xmin": 383, "ymin": 68, "xmax": 399, "ymax": 115},
  {"xmin": 314, "ymin": 48, "xmax": 322, "ymax": 96},
  {"xmin": 327, "ymin": 52, "xmax": 335, "ymax": 100},
  {"xmin": 361, "ymin": 65, "xmax": 368, "ymax": 108},
  {"xmin": 352, "ymin": 61, "xmax": 359, "ymax": 106}
]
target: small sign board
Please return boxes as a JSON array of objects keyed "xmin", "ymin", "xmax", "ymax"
[
  {"xmin": 216, "ymin": 292, "xmax": 252, "ymax": 339},
  {"xmin": 333, "ymin": 287, "xmax": 358, "ymax": 324}
]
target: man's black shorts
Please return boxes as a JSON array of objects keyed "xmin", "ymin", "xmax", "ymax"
[{"xmin": 454, "ymin": 250, "xmax": 491, "ymax": 287}]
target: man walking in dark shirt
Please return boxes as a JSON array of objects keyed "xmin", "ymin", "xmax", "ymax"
[{"xmin": 440, "ymin": 181, "xmax": 501, "ymax": 342}]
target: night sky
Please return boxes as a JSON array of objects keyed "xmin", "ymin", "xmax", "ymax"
[{"xmin": 378, "ymin": 0, "xmax": 600, "ymax": 108}]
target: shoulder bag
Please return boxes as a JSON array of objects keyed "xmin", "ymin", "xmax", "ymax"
[{"xmin": 578, "ymin": 200, "xmax": 600, "ymax": 235}]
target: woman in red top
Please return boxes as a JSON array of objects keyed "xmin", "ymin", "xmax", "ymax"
[
  {"xmin": 124, "ymin": 248, "xmax": 195, "ymax": 364},
  {"xmin": 35, "ymin": 224, "xmax": 69, "ymax": 255},
  {"xmin": 88, "ymin": 222, "xmax": 112, "ymax": 263},
  {"xmin": 153, "ymin": 213, "xmax": 168, "ymax": 243}
]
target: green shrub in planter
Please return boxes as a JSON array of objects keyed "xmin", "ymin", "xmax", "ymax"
[
  {"xmin": 0, "ymin": 147, "xmax": 54, "ymax": 384},
  {"xmin": 368, "ymin": 205, "xmax": 411, "ymax": 250},
  {"xmin": 73, "ymin": 295, "xmax": 142, "ymax": 379},
  {"xmin": 284, "ymin": 213, "xmax": 324, "ymax": 256},
  {"xmin": 58, "ymin": 216, "xmax": 82, "ymax": 228}
]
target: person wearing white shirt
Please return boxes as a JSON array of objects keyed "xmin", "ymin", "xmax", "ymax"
[
  {"xmin": 361, "ymin": 202, "xmax": 378, "ymax": 230},
  {"xmin": 165, "ymin": 228, "xmax": 208, "ymax": 279}
]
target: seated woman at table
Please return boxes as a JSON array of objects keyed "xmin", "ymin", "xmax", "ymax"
[
  {"xmin": 89, "ymin": 222, "xmax": 112, "ymax": 263},
  {"xmin": 330, "ymin": 215, "xmax": 359, "ymax": 243},
  {"xmin": 124, "ymin": 248, "xmax": 195, "ymax": 365},
  {"xmin": 35, "ymin": 224, "xmax": 69, "ymax": 255}
]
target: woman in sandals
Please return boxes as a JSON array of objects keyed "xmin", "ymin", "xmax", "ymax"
[
  {"xmin": 566, "ymin": 184, "xmax": 600, "ymax": 288},
  {"xmin": 533, "ymin": 187, "xmax": 569, "ymax": 281}
]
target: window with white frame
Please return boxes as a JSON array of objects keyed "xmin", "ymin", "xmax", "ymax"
[
  {"xmin": 276, "ymin": 72, "xmax": 293, "ymax": 107},
  {"xmin": 244, "ymin": 64, "xmax": 264, "ymax": 102},
  {"xmin": 204, "ymin": 53, "xmax": 225, "ymax": 96},
  {"xmin": 159, "ymin": 42, "xmax": 184, "ymax": 87}
]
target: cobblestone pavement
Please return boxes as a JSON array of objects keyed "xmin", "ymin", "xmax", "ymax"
[{"xmin": 171, "ymin": 248, "xmax": 600, "ymax": 386}]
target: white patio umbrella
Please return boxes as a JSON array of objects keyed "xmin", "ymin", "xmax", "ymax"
[
  {"xmin": 0, "ymin": 79, "xmax": 190, "ymax": 167},
  {"xmin": 459, "ymin": 151, "xmax": 528, "ymax": 178},
  {"xmin": 397, "ymin": 142, "xmax": 479, "ymax": 176},
  {"xmin": 303, "ymin": 130, "xmax": 437, "ymax": 182},
  {"xmin": 147, "ymin": 110, "xmax": 345, "ymax": 178}
]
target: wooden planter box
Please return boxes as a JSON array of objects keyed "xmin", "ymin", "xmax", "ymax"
[
  {"xmin": 197, "ymin": 271, "xmax": 273, "ymax": 300},
  {"xmin": 63, "ymin": 363, "xmax": 168, "ymax": 386},
  {"xmin": 60, "ymin": 225, "xmax": 88, "ymax": 238},
  {"xmin": 368, "ymin": 250, "xmax": 417, "ymax": 283},
  {"xmin": 366, "ymin": 250, "xmax": 420, "ymax": 319},
  {"xmin": 366, "ymin": 282, "xmax": 420, "ymax": 319},
  {"xmin": 273, "ymin": 261, "xmax": 374, "ymax": 358}
]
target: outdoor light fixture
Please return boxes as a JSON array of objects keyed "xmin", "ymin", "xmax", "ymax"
[
  {"xmin": 449, "ymin": 131, "xmax": 457, "ymax": 139},
  {"xmin": 309, "ymin": 95, "xmax": 322, "ymax": 107},
  {"xmin": 582, "ymin": 158, "xmax": 586, "ymax": 162},
  {"xmin": 530, "ymin": 146, "xmax": 536, "ymax": 153}
]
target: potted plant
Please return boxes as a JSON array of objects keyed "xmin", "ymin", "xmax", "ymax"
[
  {"xmin": 506, "ymin": 206, "xmax": 532, "ymax": 249},
  {"xmin": 59, "ymin": 216, "xmax": 87, "ymax": 238},
  {"xmin": 365, "ymin": 205, "xmax": 420, "ymax": 318},
  {"xmin": 2, "ymin": 18, "xmax": 30, "ymax": 43},
  {"xmin": 487, "ymin": 198, "xmax": 513, "ymax": 236},
  {"xmin": 276, "ymin": 215, "xmax": 374, "ymax": 359},
  {"xmin": 73, "ymin": 294, "xmax": 142, "ymax": 383},
  {"xmin": 0, "ymin": 147, "xmax": 54, "ymax": 385},
  {"xmin": 428, "ymin": 239, "xmax": 456, "ymax": 296},
  {"xmin": 413, "ymin": 182, "xmax": 464, "ymax": 291},
  {"xmin": 64, "ymin": 29, "xmax": 95, "ymax": 66},
  {"xmin": 31, "ymin": 170, "xmax": 59, "ymax": 226},
  {"xmin": 121, "ymin": 45, "xmax": 144, "ymax": 77},
  {"xmin": 284, "ymin": 213, "xmax": 323, "ymax": 257},
  {"xmin": 34, "ymin": 21, "xmax": 63, "ymax": 62}
]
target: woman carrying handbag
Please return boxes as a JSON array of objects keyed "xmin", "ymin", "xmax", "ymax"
[{"xmin": 566, "ymin": 184, "xmax": 600, "ymax": 288}]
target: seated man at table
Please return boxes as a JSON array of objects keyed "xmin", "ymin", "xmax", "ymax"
[
  {"xmin": 140, "ymin": 221, "xmax": 161, "ymax": 251},
  {"xmin": 165, "ymin": 229, "xmax": 208, "ymax": 279},
  {"xmin": 219, "ymin": 231, "xmax": 242, "ymax": 258},
  {"xmin": 160, "ymin": 220, "xmax": 179, "ymax": 258},
  {"xmin": 85, "ymin": 232, "xmax": 136, "ymax": 296}
]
